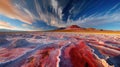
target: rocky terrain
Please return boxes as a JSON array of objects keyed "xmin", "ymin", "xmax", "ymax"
[{"xmin": 0, "ymin": 32, "xmax": 120, "ymax": 67}]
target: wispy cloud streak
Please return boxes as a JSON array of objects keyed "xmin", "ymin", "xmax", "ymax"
[
  {"xmin": 0, "ymin": 0, "xmax": 34, "ymax": 24},
  {"xmin": 0, "ymin": 21, "xmax": 15, "ymax": 29}
]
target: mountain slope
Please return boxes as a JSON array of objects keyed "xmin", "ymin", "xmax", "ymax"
[{"xmin": 51, "ymin": 25, "xmax": 120, "ymax": 34}]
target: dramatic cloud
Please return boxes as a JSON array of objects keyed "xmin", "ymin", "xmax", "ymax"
[
  {"xmin": 0, "ymin": 0, "xmax": 34, "ymax": 24},
  {"xmin": 0, "ymin": 21, "xmax": 15, "ymax": 29},
  {"xmin": 33, "ymin": 0, "xmax": 63, "ymax": 26},
  {"xmin": 22, "ymin": 24, "xmax": 44, "ymax": 31},
  {"xmin": 0, "ymin": 0, "xmax": 120, "ymax": 31},
  {"xmin": 67, "ymin": 12, "xmax": 120, "ymax": 27}
]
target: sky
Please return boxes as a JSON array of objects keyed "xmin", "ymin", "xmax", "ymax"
[{"xmin": 0, "ymin": 0, "xmax": 120, "ymax": 31}]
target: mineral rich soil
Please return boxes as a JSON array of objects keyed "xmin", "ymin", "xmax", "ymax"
[{"xmin": 0, "ymin": 32, "xmax": 120, "ymax": 67}]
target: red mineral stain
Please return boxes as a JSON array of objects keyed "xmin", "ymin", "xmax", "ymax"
[
  {"xmin": 21, "ymin": 48, "xmax": 60, "ymax": 67},
  {"xmin": 69, "ymin": 41, "xmax": 101, "ymax": 67}
]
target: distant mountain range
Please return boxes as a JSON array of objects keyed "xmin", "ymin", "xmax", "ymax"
[
  {"xmin": 0, "ymin": 25, "xmax": 120, "ymax": 34},
  {"xmin": 51, "ymin": 25, "xmax": 120, "ymax": 34},
  {"xmin": 53, "ymin": 25, "xmax": 101, "ymax": 31}
]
